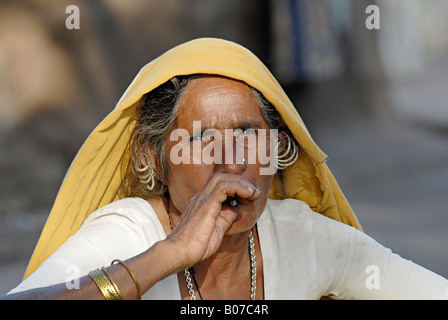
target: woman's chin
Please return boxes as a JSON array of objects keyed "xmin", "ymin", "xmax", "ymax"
[{"xmin": 222, "ymin": 206, "xmax": 257, "ymax": 236}]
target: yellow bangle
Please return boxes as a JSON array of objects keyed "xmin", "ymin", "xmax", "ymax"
[
  {"xmin": 111, "ymin": 259, "xmax": 142, "ymax": 300},
  {"xmin": 101, "ymin": 267, "xmax": 124, "ymax": 300},
  {"xmin": 88, "ymin": 268, "xmax": 123, "ymax": 300}
]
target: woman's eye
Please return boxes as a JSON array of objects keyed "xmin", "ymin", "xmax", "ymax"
[
  {"xmin": 235, "ymin": 128, "xmax": 257, "ymax": 137},
  {"xmin": 243, "ymin": 128, "xmax": 257, "ymax": 135},
  {"xmin": 191, "ymin": 134, "xmax": 214, "ymax": 143}
]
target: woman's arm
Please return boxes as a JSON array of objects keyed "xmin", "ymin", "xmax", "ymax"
[
  {"xmin": 316, "ymin": 213, "xmax": 448, "ymax": 300},
  {"xmin": 1, "ymin": 240, "xmax": 182, "ymax": 300}
]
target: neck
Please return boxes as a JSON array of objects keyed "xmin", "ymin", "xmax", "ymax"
[
  {"xmin": 167, "ymin": 197, "xmax": 252, "ymax": 273},
  {"xmin": 197, "ymin": 229, "xmax": 252, "ymax": 272},
  {"xmin": 166, "ymin": 195, "xmax": 252, "ymax": 269},
  {"xmin": 165, "ymin": 196, "xmax": 257, "ymax": 299},
  {"xmin": 191, "ymin": 229, "xmax": 254, "ymax": 300}
]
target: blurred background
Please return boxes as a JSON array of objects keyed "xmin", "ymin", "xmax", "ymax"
[{"xmin": 0, "ymin": 0, "xmax": 447, "ymax": 295}]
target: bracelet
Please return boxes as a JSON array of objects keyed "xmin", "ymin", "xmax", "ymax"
[
  {"xmin": 88, "ymin": 268, "xmax": 124, "ymax": 300},
  {"xmin": 101, "ymin": 268, "xmax": 124, "ymax": 300},
  {"xmin": 112, "ymin": 259, "xmax": 142, "ymax": 300}
]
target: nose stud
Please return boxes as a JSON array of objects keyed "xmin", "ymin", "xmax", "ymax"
[{"xmin": 238, "ymin": 157, "xmax": 246, "ymax": 166}]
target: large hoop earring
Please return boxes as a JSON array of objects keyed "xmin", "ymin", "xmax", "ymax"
[
  {"xmin": 135, "ymin": 161, "xmax": 156, "ymax": 191},
  {"xmin": 275, "ymin": 132, "xmax": 299, "ymax": 170}
]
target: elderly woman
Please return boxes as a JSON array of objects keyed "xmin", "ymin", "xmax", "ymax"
[{"xmin": 5, "ymin": 38, "xmax": 448, "ymax": 300}]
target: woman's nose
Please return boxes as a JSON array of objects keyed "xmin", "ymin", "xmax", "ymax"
[{"xmin": 214, "ymin": 136, "xmax": 247, "ymax": 174}]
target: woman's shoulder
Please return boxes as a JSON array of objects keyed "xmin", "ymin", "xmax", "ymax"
[
  {"xmin": 261, "ymin": 198, "xmax": 322, "ymax": 224},
  {"xmin": 84, "ymin": 197, "xmax": 158, "ymax": 223},
  {"xmin": 81, "ymin": 197, "xmax": 167, "ymax": 241},
  {"xmin": 261, "ymin": 198, "xmax": 358, "ymax": 237},
  {"xmin": 263, "ymin": 198, "xmax": 313, "ymax": 217}
]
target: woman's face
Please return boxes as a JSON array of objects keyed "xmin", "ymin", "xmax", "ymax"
[{"xmin": 163, "ymin": 76, "xmax": 275, "ymax": 235}]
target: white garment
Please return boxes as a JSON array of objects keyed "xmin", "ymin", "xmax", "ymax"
[{"xmin": 9, "ymin": 197, "xmax": 448, "ymax": 299}]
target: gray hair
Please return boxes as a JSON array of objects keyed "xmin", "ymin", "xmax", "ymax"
[{"xmin": 123, "ymin": 75, "xmax": 290, "ymax": 199}]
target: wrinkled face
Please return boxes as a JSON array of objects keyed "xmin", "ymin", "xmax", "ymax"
[{"xmin": 164, "ymin": 76, "xmax": 277, "ymax": 234}]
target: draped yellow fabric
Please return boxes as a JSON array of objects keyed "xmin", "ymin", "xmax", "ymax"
[{"xmin": 24, "ymin": 38, "xmax": 362, "ymax": 279}]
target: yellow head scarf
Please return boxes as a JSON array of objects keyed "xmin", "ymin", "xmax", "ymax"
[{"xmin": 24, "ymin": 38, "xmax": 361, "ymax": 279}]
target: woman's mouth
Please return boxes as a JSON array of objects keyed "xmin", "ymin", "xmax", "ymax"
[
  {"xmin": 221, "ymin": 195, "xmax": 253, "ymax": 210},
  {"xmin": 222, "ymin": 195, "xmax": 240, "ymax": 209}
]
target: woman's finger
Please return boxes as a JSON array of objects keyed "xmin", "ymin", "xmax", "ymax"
[{"xmin": 202, "ymin": 172, "xmax": 260, "ymax": 201}]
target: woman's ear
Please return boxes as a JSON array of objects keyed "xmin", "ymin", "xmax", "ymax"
[
  {"xmin": 274, "ymin": 131, "xmax": 300, "ymax": 170},
  {"xmin": 138, "ymin": 144, "xmax": 162, "ymax": 182},
  {"xmin": 276, "ymin": 131, "xmax": 288, "ymax": 155}
]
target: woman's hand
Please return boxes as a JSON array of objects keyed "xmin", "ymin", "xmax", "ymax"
[{"xmin": 164, "ymin": 172, "xmax": 260, "ymax": 271}]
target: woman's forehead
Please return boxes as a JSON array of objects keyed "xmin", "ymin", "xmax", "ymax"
[{"xmin": 174, "ymin": 76, "xmax": 267, "ymax": 130}]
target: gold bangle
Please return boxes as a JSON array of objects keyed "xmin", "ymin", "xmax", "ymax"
[
  {"xmin": 112, "ymin": 259, "xmax": 142, "ymax": 300},
  {"xmin": 101, "ymin": 267, "xmax": 124, "ymax": 300},
  {"xmin": 88, "ymin": 268, "xmax": 123, "ymax": 300}
]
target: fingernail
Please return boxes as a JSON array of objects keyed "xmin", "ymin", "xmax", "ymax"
[{"xmin": 247, "ymin": 185, "xmax": 260, "ymax": 195}]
